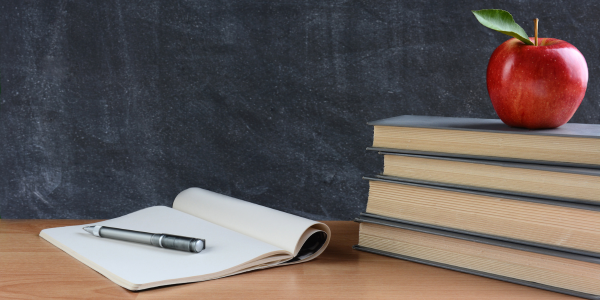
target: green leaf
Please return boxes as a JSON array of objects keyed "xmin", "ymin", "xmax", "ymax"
[{"xmin": 472, "ymin": 9, "xmax": 533, "ymax": 45}]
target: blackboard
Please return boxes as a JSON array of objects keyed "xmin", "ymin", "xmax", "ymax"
[{"xmin": 1, "ymin": 1, "xmax": 599, "ymax": 219}]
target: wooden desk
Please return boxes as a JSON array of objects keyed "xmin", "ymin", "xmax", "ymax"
[{"xmin": 0, "ymin": 220, "xmax": 581, "ymax": 299}]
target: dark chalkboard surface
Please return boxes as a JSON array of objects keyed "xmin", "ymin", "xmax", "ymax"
[{"xmin": 1, "ymin": 1, "xmax": 599, "ymax": 219}]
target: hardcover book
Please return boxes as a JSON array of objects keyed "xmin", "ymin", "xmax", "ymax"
[
  {"xmin": 378, "ymin": 152, "xmax": 600, "ymax": 205},
  {"xmin": 39, "ymin": 188, "xmax": 331, "ymax": 290},
  {"xmin": 364, "ymin": 176, "xmax": 600, "ymax": 257},
  {"xmin": 354, "ymin": 215, "xmax": 600, "ymax": 300},
  {"xmin": 369, "ymin": 115, "xmax": 600, "ymax": 168}
]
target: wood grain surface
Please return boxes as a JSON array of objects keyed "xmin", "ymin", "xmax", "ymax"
[{"xmin": 0, "ymin": 220, "xmax": 581, "ymax": 299}]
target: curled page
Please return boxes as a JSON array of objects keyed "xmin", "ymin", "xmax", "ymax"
[{"xmin": 173, "ymin": 188, "xmax": 331, "ymax": 262}]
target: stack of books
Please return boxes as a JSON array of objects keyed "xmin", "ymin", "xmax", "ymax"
[{"xmin": 354, "ymin": 115, "xmax": 600, "ymax": 299}]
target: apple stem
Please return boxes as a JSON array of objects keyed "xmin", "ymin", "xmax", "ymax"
[{"xmin": 534, "ymin": 18, "xmax": 539, "ymax": 46}]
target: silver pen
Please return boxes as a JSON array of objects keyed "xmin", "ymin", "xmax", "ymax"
[{"xmin": 83, "ymin": 225, "xmax": 205, "ymax": 253}]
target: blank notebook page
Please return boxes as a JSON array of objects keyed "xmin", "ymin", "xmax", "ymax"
[{"xmin": 40, "ymin": 206, "xmax": 284, "ymax": 285}]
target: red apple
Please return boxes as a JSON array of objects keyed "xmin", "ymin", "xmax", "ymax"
[{"xmin": 487, "ymin": 37, "xmax": 588, "ymax": 129}]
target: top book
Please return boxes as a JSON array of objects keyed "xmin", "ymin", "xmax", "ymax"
[{"xmin": 369, "ymin": 115, "xmax": 600, "ymax": 168}]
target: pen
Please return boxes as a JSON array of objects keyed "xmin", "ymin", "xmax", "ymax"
[{"xmin": 83, "ymin": 225, "xmax": 205, "ymax": 253}]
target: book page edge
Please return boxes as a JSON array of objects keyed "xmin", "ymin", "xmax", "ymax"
[{"xmin": 39, "ymin": 230, "xmax": 138, "ymax": 290}]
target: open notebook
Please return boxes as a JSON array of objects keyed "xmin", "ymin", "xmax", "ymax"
[{"xmin": 39, "ymin": 188, "xmax": 331, "ymax": 290}]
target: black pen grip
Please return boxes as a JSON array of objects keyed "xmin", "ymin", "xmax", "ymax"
[
  {"xmin": 149, "ymin": 233, "xmax": 205, "ymax": 253},
  {"xmin": 162, "ymin": 235, "xmax": 196, "ymax": 252}
]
